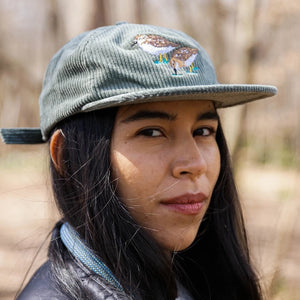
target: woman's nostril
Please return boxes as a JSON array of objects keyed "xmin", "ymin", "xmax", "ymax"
[{"xmin": 180, "ymin": 171, "xmax": 189, "ymax": 175}]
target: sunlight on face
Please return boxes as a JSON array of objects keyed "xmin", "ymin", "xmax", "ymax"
[{"xmin": 110, "ymin": 100, "xmax": 220, "ymax": 252}]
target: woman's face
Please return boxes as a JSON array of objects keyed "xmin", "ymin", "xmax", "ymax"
[{"xmin": 110, "ymin": 100, "xmax": 220, "ymax": 252}]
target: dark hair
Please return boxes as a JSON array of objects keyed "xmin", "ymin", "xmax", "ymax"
[{"xmin": 49, "ymin": 107, "xmax": 262, "ymax": 300}]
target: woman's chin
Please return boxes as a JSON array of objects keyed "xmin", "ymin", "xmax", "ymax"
[{"xmin": 159, "ymin": 233, "xmax": 198, "ymax": 253}]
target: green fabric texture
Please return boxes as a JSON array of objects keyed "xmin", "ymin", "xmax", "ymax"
[{"xmin": 1, "ymin": 22, "xmax": 277, "ymax": 144}]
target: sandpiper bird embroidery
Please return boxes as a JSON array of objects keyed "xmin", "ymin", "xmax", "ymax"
[
  {"xmin": 133, "ymin": 34, "xmax": 179, "ymax": 63},
  {"xmin": 169, "ymin": 47, "xmax": 198, "ymax": 75}
]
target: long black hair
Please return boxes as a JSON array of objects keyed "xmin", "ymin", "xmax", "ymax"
[{"xmin": 49, "ymin": 107, "xmax": 262, "ymax": 300}]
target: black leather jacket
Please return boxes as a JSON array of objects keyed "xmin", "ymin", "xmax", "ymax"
[
  {"xmin": 17, "ymin": 258, "xmax": 131, "ymax": 300},
  {"xmin": 16, "ymin": 228, "xmax": 131, "ymax": 300},
  {"xmin": 16, "ymin": 228, "xmax": 192, "ymax": 300}
]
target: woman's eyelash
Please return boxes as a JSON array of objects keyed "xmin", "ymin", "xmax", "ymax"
[
  {"xmin": 193, "ymin": 127, "xmax": 216, "ymax": 136},
  {"xmin": 136, "ymin": 126, "xmax": 217, "ymax": 137},
  {"xmin": 137, "ymin": 128, "xmax": 163, "ymax": 137}
]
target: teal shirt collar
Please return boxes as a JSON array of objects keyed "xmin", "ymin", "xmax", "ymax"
[{"xmin": 60, "ymin": 222, "xmax": 123, "ymax": 292}]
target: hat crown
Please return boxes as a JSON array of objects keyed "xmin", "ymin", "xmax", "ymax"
[{"xmin": 39, "ymin": 23, "xmax": 218, "ymax": 139}]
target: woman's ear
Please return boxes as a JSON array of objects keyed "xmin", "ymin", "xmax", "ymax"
[{"xmin": 50, "ymin": 129, "xmax": 65, "ymax": 174}]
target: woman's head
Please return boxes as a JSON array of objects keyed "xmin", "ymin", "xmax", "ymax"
[{"xmin": 50, "ymin": 100, "xmax": 220, "ymax": 251}]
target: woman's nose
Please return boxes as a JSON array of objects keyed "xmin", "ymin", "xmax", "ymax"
[{"xmin": 171, "ymin": 140, "xmax": 207, "ymax": 180}]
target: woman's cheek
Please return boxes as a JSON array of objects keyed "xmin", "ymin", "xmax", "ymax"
[
  {"xmin": 211, "ymin": 148, "xmax": 221, "ymax": 180},
  {"xmin": 111, "ymin": 151, "xmax": 144, "ymax": 197},
  {"xmin": 111, "ymin": 153, "xmax": 130, "ymax": 181},
  {"xmin": 204, "ymin": 142, "xmax": 221, "ymax": 186}
]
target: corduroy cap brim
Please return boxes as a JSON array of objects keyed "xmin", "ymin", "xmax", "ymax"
[{"xmin": 0, "ymin": 22, "xmax": 277, "ymax": 144}]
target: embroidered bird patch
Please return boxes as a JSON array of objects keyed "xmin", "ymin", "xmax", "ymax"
[
  {"xmin": 132, "ymin": 34, "xmax": 199, "ymax": 76},
  {"xmin": 169, "ymin": 47, "xmax": 199, "ymax": 75},
  {"xmin": 133, "ymin": 34, "xmax": 179, "ymax": 64}
]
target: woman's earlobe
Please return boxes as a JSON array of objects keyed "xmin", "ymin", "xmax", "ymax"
[{"xmin": 50, "ymin": 129, "xmax": 65, "ymax": 174}]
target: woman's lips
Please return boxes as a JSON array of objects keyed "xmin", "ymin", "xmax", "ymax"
[{"xmin": 160, "ymin": 193, "xmax": 207, "ymax": 215}]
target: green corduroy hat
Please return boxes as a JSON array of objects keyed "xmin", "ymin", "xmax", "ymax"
[{"xmin": 1, "ymin": 22, "xmax": 277, "ymax": 144}]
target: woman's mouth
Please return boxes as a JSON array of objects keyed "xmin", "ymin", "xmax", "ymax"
[{"xmin": 160, "ymin": 193, "xmax": 208, "ymax": 215}]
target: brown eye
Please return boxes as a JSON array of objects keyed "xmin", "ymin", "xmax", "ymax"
[
  {"xmin": 137, "ymin": 128, "xmax": 163, "ymax": 137},
  {"xmin": 193, "ymin": 127, "xmax": 214, "ymax": 137}
]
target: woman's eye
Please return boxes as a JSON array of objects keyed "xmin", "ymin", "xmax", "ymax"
[
  {"xmin": 137, "ymin": 128, "xmax": 163, "ymax": 137},
  {"xmin": 194, "ymin": 127, "xmax": 214, "ymax": 137}
]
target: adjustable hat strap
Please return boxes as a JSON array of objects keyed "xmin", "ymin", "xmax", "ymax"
[{"xmin": 0, "ymin": 128, "xmax": 44, "ymax": 144}]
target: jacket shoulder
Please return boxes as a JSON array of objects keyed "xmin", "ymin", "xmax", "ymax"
[
  {"xmin": 16, "ymin": 259, "xmax": 131, "ymax": 300},
  {"xmin": 17, "ymin": 261, "xmax": 68, "ymax": 300}
]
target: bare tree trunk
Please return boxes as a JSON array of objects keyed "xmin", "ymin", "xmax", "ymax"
[
  {"xmin": 210, "ymin": 0, "xmax": 226, "ymax": 76},
  {"xmin": 48, "ymin": 0, "xmax": 66, "ymax": 51},
  {"xmin": 174, "ymin": 0, "xmax": 199, "ymax": 38},
  {"xmin": 230, "ymin": 0, "xmax": 257, "ymax": 168},
  {"xmin": 135, "ymin": 0, "xmax": 144, "ymax": 24},
  {"xmin": 90, "ymin": 0, "xmax": 109, "ymax": 28}
]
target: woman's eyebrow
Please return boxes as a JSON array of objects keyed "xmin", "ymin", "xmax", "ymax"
[
  {"xmin": 121, "ymin": 110, "xmax": 219, "ymax": 124},
  {"xmin": 121, "ymin": 110, "xmax": 177, "ymax": 123},
  {"xmin": 197, "ymin": 111, "xmax": 219, "ymax": 122}
]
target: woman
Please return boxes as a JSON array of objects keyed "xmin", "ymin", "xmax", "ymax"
[{"xmin": 1, "ymin": 22, "xmax": 277, "ymax": 300}]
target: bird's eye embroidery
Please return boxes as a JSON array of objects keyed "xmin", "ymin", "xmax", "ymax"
[{"xmin": 133, "ymin": 34, "xmax": 199, "ymax": 76}]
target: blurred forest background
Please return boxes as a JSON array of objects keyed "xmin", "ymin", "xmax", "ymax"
[{"xmin": 0, "ymin": 0, "xmax": 299, "ymax": 299}]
